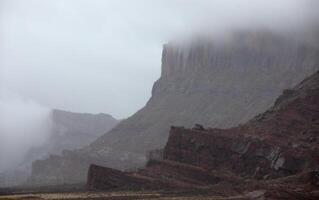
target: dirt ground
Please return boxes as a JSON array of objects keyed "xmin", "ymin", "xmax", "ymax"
[{"xmin": 0, "ymin": 190, "xmax": 265, "ymax": 200}]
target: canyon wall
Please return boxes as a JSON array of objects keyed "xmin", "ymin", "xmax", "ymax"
[
  {"xmin": 30, "ymin": 31, "xmax": 319, "ymax": 185},
  {"xmin": 87, "ymin": 71, "xmax": 319, "ymax": 198}
]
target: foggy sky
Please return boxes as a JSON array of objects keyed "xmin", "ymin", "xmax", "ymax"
[
  {"xmin": 1, "ymin": 0, "xmax": 318, "ymax": 119},
  {"xmin": 0, "ymin": 90, "xmax": 52, "ymax": 172},
  {"xmin": 0, "ymin": 0, "xmax": 318, "ymax": 174}
]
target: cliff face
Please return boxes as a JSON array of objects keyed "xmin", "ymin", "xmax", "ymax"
[
  {"xmin": 164, "ymin": 71, "xmax": 319, "ymax": 180},
  {"xmin": 24, "ymin": 109, "xmax": 119, "ymax": 162},
  {"xmin": 30, "ymin": 31, "xmax": 319, "ymax": 185},
  {"xmin": 48, "ymin": 109, "xmax": 119, "ymax": 155},
  {"xmin": 87, "ymin": 71, "xmax": 319, "ymax": 199}
]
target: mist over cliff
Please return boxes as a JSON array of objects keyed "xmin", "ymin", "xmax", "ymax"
[
  {"xmin": 0, "ymin": 89, "xmax": 119, "ymax": 187},
  {"xmin": 0, "ymin": 90, "xmax": 52, "ymax": 173},
  {"xmin": 1, "ymin": 0, "xmax": 319, "ymax": 119},
  {"xmin": 29, "ymin": 29, "xmax": 319, "ymax": 185},
  {"xmin": 1, "ymin": 0, "xmax": 319, "ymax": 187}
]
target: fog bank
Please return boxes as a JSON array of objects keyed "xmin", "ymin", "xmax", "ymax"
[
  {"xmin": 0, "ymin": 91, "xmax": 52, "ymax": 173},
  {"xmin": 0, "ymin": 0, "xmax": 318, "ymax": 179},
  {"xmin": 1, "ymin": 0, "xmax": 318, "ymax": 119}
]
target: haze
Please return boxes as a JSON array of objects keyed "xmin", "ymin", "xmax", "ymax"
[
  {"xmin": 1, "ymin": 0, "xmax": 318, "ymax": 118},
  {"xmin": 0, "ymin": 0, "xmax": 318, "ymax": 174},
  {"xmin": 0, "ymin": 90, "xmax": 52, "ymax": 172}
]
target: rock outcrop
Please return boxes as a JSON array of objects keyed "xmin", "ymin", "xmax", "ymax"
[
  {"xmin": 24, "ymin": 109, "xmax": 119, "ymax": 161},
  {"xmin": 87, "ymin": 164, "xmax": 152, "ymax": 190},
  {"xmin": 30, "ymin": 31, "xmax": 319, "ymax": 185},
  {"xmin": 87, "ymin": 71, "xmax": 319, "ymax": 199},
  {"xmin": 87, "ymin": 160, "xmax": 221, "ymax": 191},
  {"xmin": 165, "ymin": 71, "xmax": 319, "ymax": 179},
  {"xmin": 48, "ymin": 109, "xmax": 119, "ymax": 155},
  {"xmin": 25, "ymin": 110, "xmax": 118, "ymax": 186},
  {"xmin": 2, "ymin": 109, "xmax": 118, "ymax": 187}
]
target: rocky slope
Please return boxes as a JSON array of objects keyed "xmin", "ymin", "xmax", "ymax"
[
  {"xmin": 87, "ymin": 71, "xmax": 319, "ymax": 199},
  {"xmin": 30, "ymin": 31, "xmax": 319, "ymax": 185}
]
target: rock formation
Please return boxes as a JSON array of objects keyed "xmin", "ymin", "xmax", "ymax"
[
  {"xmin": 87, "ymin": 71, "xmax": 319, "ymax": 199},
  {"xmin": 30, "ymin": 30, "xmax": 319, "ymax": 185},
  {"xmin": 21, "ymin": 110, "xmax": 118, "ymax": 186},
  {"xmin": 47, "ymin": 109, "xmax": 119, "ymax": 155}
]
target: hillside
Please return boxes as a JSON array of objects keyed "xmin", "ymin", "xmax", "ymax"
[
  {"xmin": 88, "ymin": 71, "xmax": 319, "ymax": 199},
  {"xmin": 48, "ymin": 109, "xmax": 119, "ymax": 154},
  {"xmin": 29, "ymin": 31, "xmax": 319, "ymax": 185},
  {"xmin": 1, "ymin": 110, "xmax": 118, "ymax": 187}
]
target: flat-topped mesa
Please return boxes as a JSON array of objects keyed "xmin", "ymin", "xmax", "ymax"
[{"xmin": 159, "ymin": 31, "xmax": 318, "ymax": 81}]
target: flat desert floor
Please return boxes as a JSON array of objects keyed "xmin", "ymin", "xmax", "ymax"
[{"xmin": 0, "ymin": 190, "xmax": 265, "ymax": 200}]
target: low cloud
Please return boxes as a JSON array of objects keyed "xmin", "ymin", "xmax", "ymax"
[
  {"xmin": 1, "ymin": 0, "xmax": 318, "ymax": 119},
  {"xmin": 0, "ymin": 90, "xmax": 52, "ymax": 172}
]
